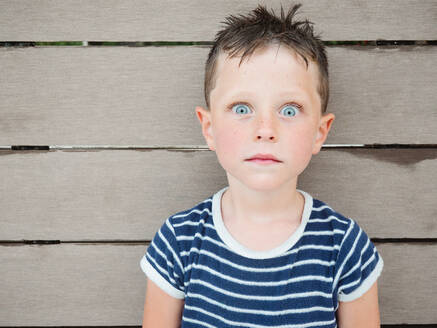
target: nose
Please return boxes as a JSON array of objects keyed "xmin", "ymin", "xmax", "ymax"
[{"xmin": 254, "ymin": 113, "xmax": 278, "ymax": 142}]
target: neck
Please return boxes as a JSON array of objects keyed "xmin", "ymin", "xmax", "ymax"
[{"xmin": 221, "ymin": 175, "xmax": 304, "ymax": 226}]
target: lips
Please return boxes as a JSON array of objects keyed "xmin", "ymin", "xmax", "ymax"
[{"xmin": 245, "ymin": 153, "xmax": 282, "ymax": 163}]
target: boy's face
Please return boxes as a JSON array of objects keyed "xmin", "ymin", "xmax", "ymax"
[{"xmin": 196, "ymin": 45, "xmax": 334, "ymax": 192}]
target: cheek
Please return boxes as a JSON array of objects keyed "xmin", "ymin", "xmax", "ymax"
[
  {"xmin": 213, "ymin": 125, "xmax": 245, "ymax": 160},
  {"xmin": 287, "ymin": 126, "xmax": 317, "ymax": 157}
]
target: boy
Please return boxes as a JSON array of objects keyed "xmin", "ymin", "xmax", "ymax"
[{"xmin": 141, "ymin": 4, "xmax": 383, "ymax": 327}]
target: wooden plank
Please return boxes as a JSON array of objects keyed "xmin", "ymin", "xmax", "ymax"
[
  {"xmin": 0, "ymin": 243, "xmax": 435, "ymax": 325},
  {"xmin": 0, "ymin": 243, "xmax": 147, "ymax": 325},
  {"xmin": 377, "ymin": 243, "xmax": 437, "ymax": 324},
  {"xmin": 1, "ymin": 148, "xmax": 436, "ymax": 240},
  {"xmin": 0, "ymin": 0, "xmax": 436, "ymax": 41},
  {"xmin": 0, "ymin": 46, "xmax": 436, "ymax": 145}
]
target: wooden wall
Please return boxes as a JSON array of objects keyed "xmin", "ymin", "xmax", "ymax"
[{"xmin": 0, "ymin": 0, "xmax": 436, "ymax": 326}]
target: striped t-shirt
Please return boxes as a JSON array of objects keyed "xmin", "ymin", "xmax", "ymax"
[{"xmin": 140, "ymin": 187, "xmax": 384, "ymax": 328}]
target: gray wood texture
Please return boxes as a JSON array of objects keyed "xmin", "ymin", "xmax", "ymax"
[
  {"xmin": 0, "ymin": 243, "xmax": 436, "ymax": 325},
  {"xmin": 1, "ymin": 149, "xmax": 436, "ymax": 240},
  {"xmin": 1, "ymin": 0, "xmax": 436, "ymax": 325},
  {"xmin": 1, "ymin": 46, "xmax": 436, "ymax": 145},
  {"xmin": 0, "ymin": 0, "xmax": 436, "ymax": 41}
]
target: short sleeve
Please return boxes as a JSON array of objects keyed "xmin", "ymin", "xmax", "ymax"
[
  {"xmin": 140, "ymin": 218, "xmax": 185, "ymax": 299},
  {"xmin": 334, "ymin": 219, "xmax": 384, "ymax": 302}
]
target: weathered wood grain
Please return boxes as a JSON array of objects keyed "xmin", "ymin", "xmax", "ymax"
[
  {"xmin": 0, "ymin": 243, "xmax": 147, "ymax": 325},
  {"xmin": 1, "ymin": 149, "xmax": 436, "ymax": 240},
  {"xmin": 0, "ymin": 1, "xmax": 435, "ymax": 327},
  {"xmin": 0, "ymin": 46, "xmax": 436, "ymax": 145},
  {"xmin": 0, "ymin": 0, "xmax": 436, "ymax": 41},
  {"xmin": 0, "ymin": 243, "xmax": 435, "ymax": 325}
]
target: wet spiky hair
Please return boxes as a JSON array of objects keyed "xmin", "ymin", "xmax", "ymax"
[{"xmin": 204, "ymin": 4, "xmax": 329, "ymax": 113}]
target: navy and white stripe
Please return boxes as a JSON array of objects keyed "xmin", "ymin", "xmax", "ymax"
[{"xmin": 140, "ymin": 187, "xmax": 383, "ymax": 327}]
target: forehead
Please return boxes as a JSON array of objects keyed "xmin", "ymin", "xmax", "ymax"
[{"xmin": 210, "ymin": 45, "xmax": 321, "ymax": 107}]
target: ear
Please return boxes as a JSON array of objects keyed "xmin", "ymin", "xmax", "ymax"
[
  {"xmin": 195, "ymin": 106, "xmax": 216, "ymax": 151},
  {"xmin": 312, "ymin": 113, "xmax": 335, "ymax": 155}
]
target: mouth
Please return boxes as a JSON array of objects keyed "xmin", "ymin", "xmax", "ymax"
[{"xmin": 245, "ymin": 153, "xmax": 282, "ymax": 164}]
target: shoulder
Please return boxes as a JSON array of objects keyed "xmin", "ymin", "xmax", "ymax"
[
  {"xmin": 306, "ymin": 196, "xmax": 370, "ymax": 250},
  {"xmin": 304, "ymin": 194, "xmax": 384, "ymax": 302},
  {"xmin": 148, "ymin": 194, "xmax": 215, "ymax": 261},
  {"xmin": 166, "ymin": 194, "xmax": 214, "ymax": 237},
  {"xmin": 309, "ymin": 197, "xmax": 381, "ymax": 265},
  {"xmin": 309, "ymin": 197, "xmax": 353, "ymax": 232}
]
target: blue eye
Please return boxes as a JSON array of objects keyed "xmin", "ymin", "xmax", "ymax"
[
  {"xmin": 280, "ymin": 104, "xmax": 300, "ymax": 117},
  {"xmin": 232, "ymin": 104, "xmax": 252, "ymax": 115}
]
